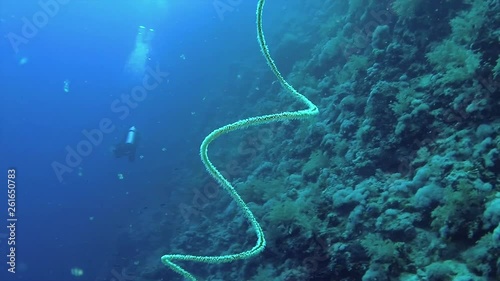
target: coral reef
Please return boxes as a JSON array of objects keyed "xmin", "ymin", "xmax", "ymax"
[{"xmin": 128, "ymin": 0, "xmax": 500, "ymax": 280}]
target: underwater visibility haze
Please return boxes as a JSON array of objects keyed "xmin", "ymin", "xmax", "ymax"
[{"xmin": 0, "ymin": 0, "xmax": 500, "ymax": 281}]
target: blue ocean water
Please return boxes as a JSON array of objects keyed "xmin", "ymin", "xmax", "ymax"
[
  {"xmin": 2, "ymin": 1, "xmax": 499, "ymax": 281},
  {"xmin": 0, "ymin": 1, "xmax": 283, "ymax": 280}
]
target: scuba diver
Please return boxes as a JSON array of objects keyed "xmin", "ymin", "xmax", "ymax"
[
  {"xmin": 124, "ymin": 25, "xmax": 155, "ymax": 81},
  {"xmin": 137, "ymin": 25, "xmax": 155, "ymax": 44},
  {"xmin": 113, "ymin": 126, "xmax": 138, "ymax": 162}
]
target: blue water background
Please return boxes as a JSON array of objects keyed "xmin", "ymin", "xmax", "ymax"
[{"xmin": 0, "ymin": 0, "xmax": 292, "ymax": 280}]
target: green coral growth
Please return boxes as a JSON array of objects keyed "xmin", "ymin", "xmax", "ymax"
[
  {"xmin": 450, "ymin": 0, "xmax": 489, "ymax": 44},
  {"xmin": 493, "ymin": 57, "xmax": 500, "ymax": 78},
  {"xmin": 391, "ymin": 0, "xmax": 423, "ymax": 19},
  {"xmin": 430, "ymin": 179, "xmax": 487, "ymax": 238},
  {"xmin": 426, "ymin": 39, "xmax": 481, "ymax": 85}
]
